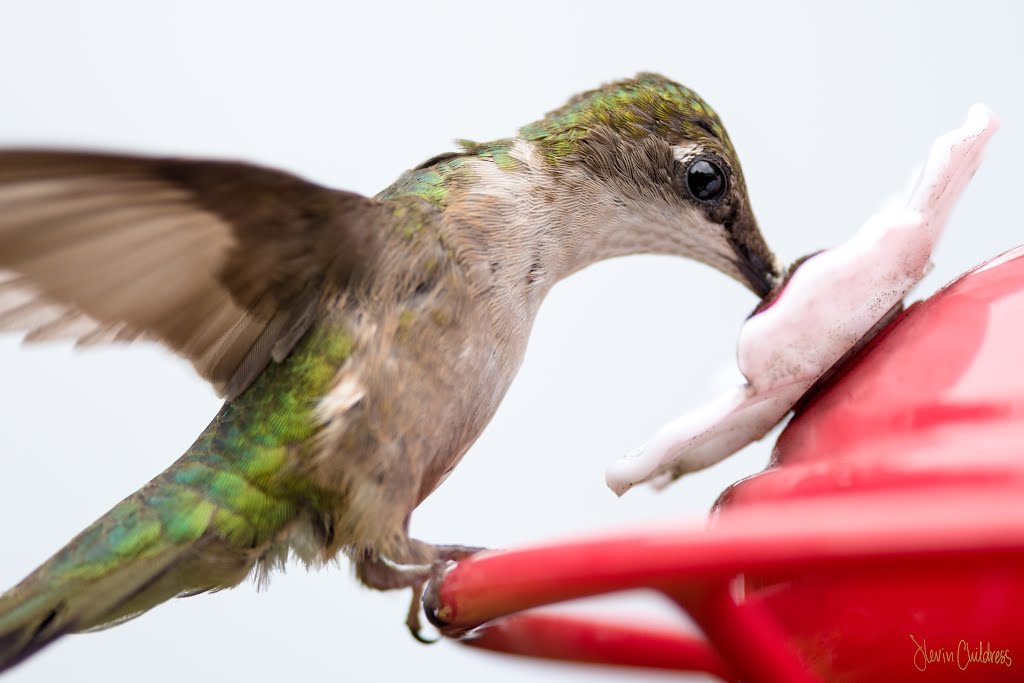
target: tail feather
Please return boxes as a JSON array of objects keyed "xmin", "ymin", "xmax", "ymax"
[
  {"xmin": 0, "ymin": 324, "xmax": 347, "ymax": 673},
  {"xmin": 0, "ymin": 437, "xmax": 299, "ymax": 673},
  {"xmin": 0, "ymin": 590, "xmax": 66, "ymax": 673},
  {"xmin": 0, "ymin": 549, "xmax": 188, "ymax": 672}
]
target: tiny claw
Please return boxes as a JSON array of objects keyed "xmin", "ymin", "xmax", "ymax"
[
  {"xmin": 408, "ymin": 626, "xmax": 438, "ymax": 645},
  {"xmin": 421, "ymin": 544, "xmax": 494, "ymax": 638},
  {"xmin": 405, "ymin": 582, "xmax": 439, "ymax": 644},
  {"xmin": 422, "ymin": 573, "xmax": 447, "ymax": 631},
  {"xmin": 422, "ymin": 558, "xmax": 477, "ymax": 639}
]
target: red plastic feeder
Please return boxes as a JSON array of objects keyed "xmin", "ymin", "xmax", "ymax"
[{"xmin": 428, "ymin": 245, "xmax": 1024, "ymax": 682}]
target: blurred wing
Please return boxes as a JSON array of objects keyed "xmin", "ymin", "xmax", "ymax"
[{"xmin": 0, "ymin": 151, "xmax": 382, "ymax": 398}]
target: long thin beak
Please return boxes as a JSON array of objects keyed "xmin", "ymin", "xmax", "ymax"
[
  {"xmin": 736, "ymin": 248, "xmax": 777, "ymax": 298},
  {"xmin": 729, "ymin": 214, "xmax": 779, "ymax": 299}
]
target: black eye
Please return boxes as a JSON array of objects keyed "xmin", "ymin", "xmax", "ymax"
[{"xmin": 686, "ymin": 159, "xmax": 726, "ymax": 202}]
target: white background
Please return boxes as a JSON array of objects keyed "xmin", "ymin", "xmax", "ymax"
[{"xmin": 0, "ymin": 2, "xmax": 1020, "ymax": 681}]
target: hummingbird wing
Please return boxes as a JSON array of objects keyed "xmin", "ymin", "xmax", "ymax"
[{"xmin": 0, "ymin": 151, "xmax": 383, "ymax": 398}]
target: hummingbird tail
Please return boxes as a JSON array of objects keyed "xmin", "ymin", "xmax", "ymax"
[
  {"xmin": 0, "ymin": 419, "xmax": 300, "ymax": 674},
  {"xmin": 0, "ymin": 539, "xmax": 198, "ymax": 674}
]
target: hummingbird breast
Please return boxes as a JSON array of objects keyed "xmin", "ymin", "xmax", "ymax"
[{"xmin": 293, "ymin": 195, "xmax": 532, "ymax": 563}]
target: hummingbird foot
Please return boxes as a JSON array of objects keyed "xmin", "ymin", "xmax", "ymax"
[
  {"xmin": 408, "ymin": 544, "xmax": 487, "ymax": 642},
  {"xmin": 354, "ymin": 543, "xmax": 487, "ymax": 643},
  {"xmin": 354, "ymin": 551, "xmax": 436, "ymax": 642},
  {"xmin": 419, "ymin": 544, "xmax": 492, "ymax": 639}
]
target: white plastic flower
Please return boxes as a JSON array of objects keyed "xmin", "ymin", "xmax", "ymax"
[{"xmin": 608, "ymin": 105, "xmax": 1000, "ymax": 496}]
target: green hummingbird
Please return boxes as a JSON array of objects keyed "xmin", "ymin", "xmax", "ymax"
[{"xmin": 0, "ymin": 73, "xmax": 778, "ymax": 672}]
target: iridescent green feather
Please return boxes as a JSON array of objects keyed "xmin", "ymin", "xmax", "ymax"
[
  {"xmin": 0, "ymin": 323, "xmax": 352, "ymax": 658},
  {"xmin": 378, "ymin": 138, "xmax": 520, "ymax": 207},
  {"xmin": 377, "ymin": 156, "xmax": 467, "ymax": 207},
  {"xmin": 72, "ymin": 322, "xmax": 351, "ymax": 573},
  {"xmin": 456, "ymin": 139, "xmax": 519, "ymax": 171},
  {"xmin": 521, "ymin": 72, "xmax": 735, "ymax": 162}
]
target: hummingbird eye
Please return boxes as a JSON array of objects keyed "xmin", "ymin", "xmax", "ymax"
[{"xmin": 686, "ymin": 158, "xmax": 726, "ymax": 202}]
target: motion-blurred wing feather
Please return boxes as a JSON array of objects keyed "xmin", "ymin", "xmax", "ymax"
[{"xmin": 0, "ymin": 151, "xmax": 381, "ymax": 398}]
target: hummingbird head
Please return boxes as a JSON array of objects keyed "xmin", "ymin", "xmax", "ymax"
[{"xmin": 521, "ymin": 73, "xmax": 779, "ymax": 297}]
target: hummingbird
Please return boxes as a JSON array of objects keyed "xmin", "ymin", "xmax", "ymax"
[{"xmin": 0, "ymin": 73, "xmax": 778, "ymax": 672}]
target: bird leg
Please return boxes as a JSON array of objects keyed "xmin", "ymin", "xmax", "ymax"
[{"xmin": 354, "ymin": 543, "xmax": 486, "ymax": 642}]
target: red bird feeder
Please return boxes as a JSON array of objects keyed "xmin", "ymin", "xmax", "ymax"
[
  {"xmin": 425, "ymin": 106, "xmax": 1021, "ymax": 681},
  {"xmin": 428, "ymin": 243, "xmax": 1024, "ymax": 683}
]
